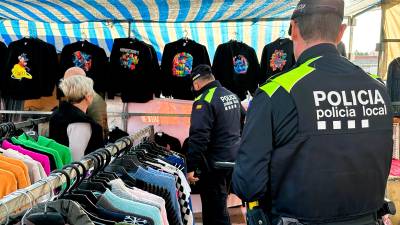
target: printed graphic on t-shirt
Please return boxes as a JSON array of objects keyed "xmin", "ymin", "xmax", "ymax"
[
  {"xmin": 172, "ymin": 52, "xmax": 193, "ymax": 77},
  {"xmin": 233, "ymin": 55, "xmax": 249, "ymax": 74},
  {"xmin": 11, "ymin": 53, "xmax": 32, "ymax": 80},
  {"xmin": 120, "ymin": 48, "xmax": 139, "ymax": 71},
  {"xmin": 270, "ymin": 50, "xmax": 287, "ymax": 71},
  {"xmin": 73, "ymin": 51, "xmax": 92, "ymax": 72},
  {"xmin": 122, "ymin": 216, "xmax": 149, "ymax": 225}
]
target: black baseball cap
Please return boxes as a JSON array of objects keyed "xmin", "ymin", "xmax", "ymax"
[
  {"xmin": 191, "ymin": 64, "xmax": 212, "ymax": 82},
  {"xmin": 289, "ymin": 0, "xmax": 344, "ymax": 35}
]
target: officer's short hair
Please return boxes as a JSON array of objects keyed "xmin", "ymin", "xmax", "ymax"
[
  {"xmin": 197, "ymin": 73, "xmax": 215, "ymax": 82},
  {"xmin": 296, "ymin": 12, "xmax": 342, "ymax": 42}
]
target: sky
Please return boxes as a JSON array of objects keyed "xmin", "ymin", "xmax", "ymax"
[{"xmin": 342, "ymin": 8, "xmax": 381, "ymax": 53}]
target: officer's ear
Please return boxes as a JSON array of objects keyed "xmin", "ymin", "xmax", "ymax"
[
  {"xmin": 290, "ymin": 20, "xmax": 299, "ymax": 41},
  {"xmin": 335, "ymin": 24, "xmax": 347, "ymax": 45}
]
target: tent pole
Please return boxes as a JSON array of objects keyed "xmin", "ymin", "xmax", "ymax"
[
  {"xmin": 377, "ymin": 4, "xmax": 385, "ymax": 77},
  {"xmin": 128, "ymin": 21, "xmax": 131, "ymax": 38},
  {"xmin": 348, "ymin": 16, "xmax": 355, "ymax": 60}
]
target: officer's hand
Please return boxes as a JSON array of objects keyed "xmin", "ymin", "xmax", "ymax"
[{"xmin": 187, "ymin": 172, "xmax": 200, "ymax": 184}]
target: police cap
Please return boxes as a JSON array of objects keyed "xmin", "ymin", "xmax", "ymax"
[
  {"xmin": 191, "ymin": 64, "xmax": 212, "ymax": 82},
  {"xmin": 289, "ymin": 0, "xmax": 344, "ymax": 35}
]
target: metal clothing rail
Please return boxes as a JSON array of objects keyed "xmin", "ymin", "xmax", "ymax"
[
  {"xmin": 0, "ymin": 125, "xmax": 154, "ymax": 224},
  {"xmin": 0, "ymin": 117, "xmax": 49, "ymax": 137},
  {"xmin": 0, "ymin": 110, "xmax": 191, "ymax": 118}
]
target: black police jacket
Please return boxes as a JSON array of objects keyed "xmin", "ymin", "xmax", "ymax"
[
  {"xmin": 232, "ymin": 44, "xmax": 393, "ymax": 223},
  {"xmin": 187, "ymin": 80, "xmax": 243, "ymax": 173}
]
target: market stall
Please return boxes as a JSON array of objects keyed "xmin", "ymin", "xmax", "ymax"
[{"xmin": 0, "ymin": 0, "xmax": 397, "ymax": 224}]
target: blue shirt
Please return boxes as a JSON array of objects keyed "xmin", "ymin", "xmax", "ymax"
[
  {"xmin": 100, "ymin": 189, "xmax": 163, "ymax": 225},
  {"xmin": 130, "ymin": 167, "xmax": 182, "ymax": 224}
]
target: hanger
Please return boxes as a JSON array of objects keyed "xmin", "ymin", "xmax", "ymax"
[
  {"xmin": 231, "ymin": 31, "xmax": 238, "ymax": 42},
  {"xmin": 14, "ymin": 189, "xmax": 35, "ymax": 225},
  {"xmin": 96, "ymin": 148, "xmax": 119, "ymax": 180},
  {"xmin": 26, "ymin": 178, "xmax": 65, "ymax": 225},
  {"xmin": 61, "ymin": 164, "xmax": 102, "ymax": 210},
  {"xmin": 79, "ymin": 153, "xmax": 109, "ymax": 191},
  {"xmin": 104, "ymin": 164, "xmax": 136, "ymax": 187},
  {"xmin": 183, "ymin": 29, "xmax": 189, "ymax": 46},
  {"xmin": 25, "ymin": 119, "xmax": 39, "ymax": 142},
  {"xmin": 0, "ymin": 198, "xmax": 10, "ymax": 225},
  {"xmin": 0, "ymin": 122, "xmax": 15, "ymax": 143},
  {"xmin": 51, "ymin": 170, "xmax": 71, "ymax": 199},
  {"xmin": 81, "ymin": 31, "xmax": 88, "ymax": 47},
  {"xmin": 279, "ymin": 26, "xmax": 286, "ymax": 39}
]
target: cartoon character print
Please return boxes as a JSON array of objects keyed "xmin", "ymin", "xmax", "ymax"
[
  {"xmin": 73, "ymin": 51, "xmax": 92, "ymax": 72},
  {"xmin": 172, "ymin": 52, "xmax": 193, "ymax": 77},
  {"xmin": 120, "ymin": 49, "xmax": 139, "ymax": 71},
  {"xmin": 11, "ymin": 53, "xmax": 32, "ymax": 80},
  {"xmin": 233, "ymin": 55, "xmax": 249, "ymax": 74},
  {"xmin": 270, "ymin": 49, "xmax": 287, "ymax": 72}
]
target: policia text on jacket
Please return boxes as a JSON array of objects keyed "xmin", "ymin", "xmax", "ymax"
[{"xmin": 313, "ymin": 89, "xmax": 388, "ymax": 124}]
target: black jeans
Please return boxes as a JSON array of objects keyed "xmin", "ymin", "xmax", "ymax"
[{"xmin": 199, "ymin": 169, "xmax": 232, "ymax": 225}]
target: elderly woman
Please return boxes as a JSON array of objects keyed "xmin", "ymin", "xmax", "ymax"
[{"xmin": 49, "ymin": 75, "xmax": 104, "ymax": 161}]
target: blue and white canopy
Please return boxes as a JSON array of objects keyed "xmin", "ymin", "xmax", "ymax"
[{"xmin": 0, "ymin": 0, "xmax": 380, "ymax": 60}]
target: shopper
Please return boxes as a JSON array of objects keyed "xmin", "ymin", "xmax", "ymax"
[
  {"xmin": 186, "ymin": 64, "xmax": 242, "ymax": 225},
  {"xmin": 62, "ymin": 67, "xmax": 109, "ymax": 140},
  {"xmin": 232, "ymin": 0, "xmax": 393, "ymax": 225},
  {"xmin": 50, "ymin": 75, "xmax": 104, "ymax": 161}
]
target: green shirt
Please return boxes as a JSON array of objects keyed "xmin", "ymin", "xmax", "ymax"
[
  {"xmin": 35, "ymin": 136, "xmax": 72, "ymax": 165},
  {"xmin": 11, "ymin": 135, "xmax": 63, "ymax": 169}
]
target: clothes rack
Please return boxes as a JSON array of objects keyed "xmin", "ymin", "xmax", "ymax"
[
  {"xmin": 0, "ymin": 117, "xmax": 49, "ymax": 137},
  {"xmin": 0, "ymin": 125, "xmax": 154, "ymax": 224}
]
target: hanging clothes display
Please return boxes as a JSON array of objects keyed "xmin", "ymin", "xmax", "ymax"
[
  {"xmin": 0, "ymin": 120, "xmax": 72, "ymax": 198},
  {"xmin": 154, "ymin": 132, "xmax": 182, "ymax": 153},
  {"xmin": 212, "ymin": 41, "xmax": 261, "ymax": 100},
  {"xmin": 1, "ymin": 38, "xmax": 58, "ymax": 100},
  {"xmin": 109, "ymin": 38, "xmax": 161, "ymax": 103},
  {"xmin": 3, "ymin": 133, "xmax": 194, "ymax": 225},
  {"xmin": 161, "ymin": 39, "xmax": 211, "ymax": 100},
  {"xmin": 260, "ymin": 38, "xmax": 296, "ymax": 82},
  {"xmin": 59, "ymin": 40, "xmax": 108, "ymax": 96},
  {"xmin": 387, "ymin": 57, "xmax": 400, "ymax": 115},
  {"xmin": 0, "ymin": 118, "xmax": 69, "ymax": 197}
]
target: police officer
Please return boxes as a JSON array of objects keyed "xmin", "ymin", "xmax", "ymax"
[
  {"xmin": 187, "ymin": 64, "xmax": 243, "ymax": 225},
  {"xmin": 232, "ymin": 0, "xmax": 393, "ymax": 225}
]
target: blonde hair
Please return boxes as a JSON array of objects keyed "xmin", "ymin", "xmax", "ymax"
[{"xmin": 59, "ymin": 76, "xmax": 94, "ymax": 103}]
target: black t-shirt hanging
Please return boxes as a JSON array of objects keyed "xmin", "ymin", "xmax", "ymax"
[
  {"xmin": 59, "ymin": 40, "xmax": 108, "ymax": 95},
  {"xmin": 161, "ymin": 39, "xmax": 211, "ymax": 100},
  {"xmin": 109, "ymin": 38, "xmax": 161, "ymax": 103},
  {"xmin": 260, "ymin": 38, "xmax": 295, "ymax": 83},
  {"xmin": 212, "ymin": 41, "xmax": 261, "ymax": 100},
  {"xmin": 1, "ymin": 38, "xmax": 58, "ymax": 100},
  {"xmin": 0, "ymin": 41, "xmax": 8, "ymax": 96}
]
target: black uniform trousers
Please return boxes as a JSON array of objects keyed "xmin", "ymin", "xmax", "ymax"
[{"xmin": 199, "ymin": 169, "xmax": 232, "ymax": 225}]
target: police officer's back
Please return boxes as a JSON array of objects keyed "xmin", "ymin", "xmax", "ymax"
[
  {"xmin": 187, "ymin": 64, "xmax": 243, "ymax": 225},
  {"xmin": 232, "ymin": 1, "xmax": 393, "ymax": 224}
]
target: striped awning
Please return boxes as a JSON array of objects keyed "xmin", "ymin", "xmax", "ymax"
[
  {"xmin": 0, "ymin": 0, "xmax": 298, "ymax": 24},
  {"xmin": 0, "ymin": 0, "xmax": 381, "ymax": 61},
  {"xmin": 0, "ymin": 20, "xmax": 290, "ymax": 61}
]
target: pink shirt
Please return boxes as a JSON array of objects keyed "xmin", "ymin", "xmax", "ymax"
[{"xmin": 2, "ymin": 140, "xmax": 51, "ymax": 175}]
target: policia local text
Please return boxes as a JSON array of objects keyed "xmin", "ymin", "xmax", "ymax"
[{"xmin": 313, "ymin": 90, "xmax": 388, "ymax": 120}]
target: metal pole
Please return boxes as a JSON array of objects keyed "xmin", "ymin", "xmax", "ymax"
[
  {"xmin": 377, "ymin": 3, "xmax": 385, "ymax": 77},
  {"xmin": 128, "ymin": 21, "xmax": 131, "ymax": 38},
  {"xmin": 348, "ymin": 16, "xmax": 355, "ymax": 60}
]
